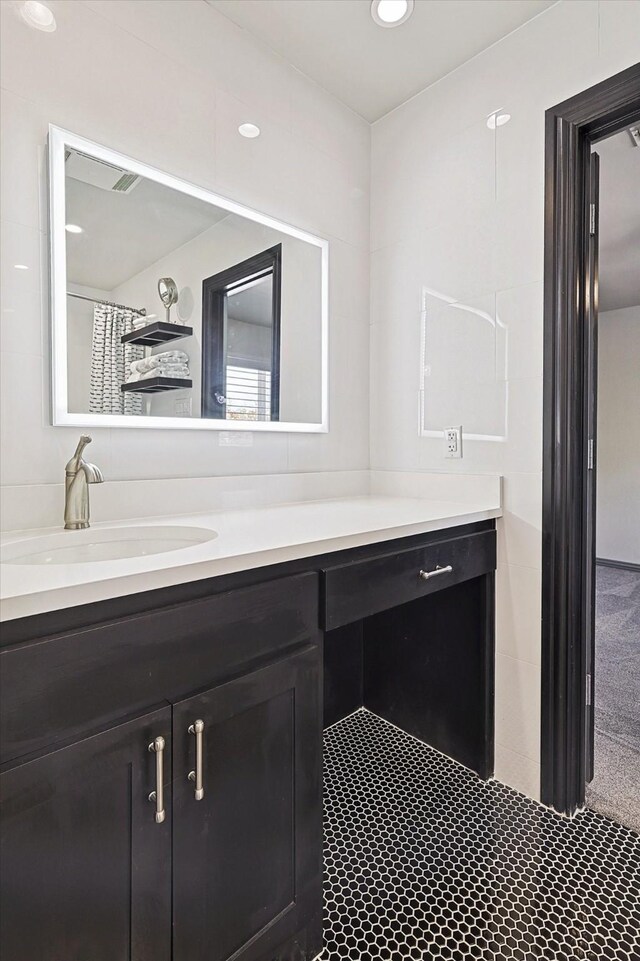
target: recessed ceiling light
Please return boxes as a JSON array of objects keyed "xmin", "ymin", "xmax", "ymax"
[
  {"xmin": 65, "ymin": 224, "xmax": 83, "ymax": 234},
  {"xmin": 14, "ymin": 264, "xmax": 29, "ymax": 270},
  {"xmin": 487, "ymin": 111, "xmax": 511, "ymax": 130},
  {"xmin": 18, "ymin": 1, "xmax": 57, "ymax": 32},
  {"xmin": 371, "ymin": 0, "xmax": 414, "ymax": 28},
  {"xmin": 238, "ymin": 123, "xmax": 260, "ymax": 139}
]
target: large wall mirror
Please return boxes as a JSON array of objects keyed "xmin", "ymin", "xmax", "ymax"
[
  {"xmin": 419, "ymin": 286, "xmax": 507, "ymax": 442},
  {"xmin": 49, "ymin": 126, "xmax": 328, "ymax": 431}
]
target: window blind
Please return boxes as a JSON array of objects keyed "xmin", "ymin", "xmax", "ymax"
[{"xmin": 225, "ymin": 365, "xmax": 271, "ymax": 421}]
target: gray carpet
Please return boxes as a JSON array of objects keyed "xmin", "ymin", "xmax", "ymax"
[{"xmin": 586, "ymin": 565, "xmax": 640, "ymax": 834}]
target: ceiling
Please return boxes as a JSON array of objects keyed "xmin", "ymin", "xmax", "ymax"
[
  {"xmin": 596, "ymin": 126, "xmax": 640, "ymax": 312},
  {"xmin": 206, "ymin": 0, "xmax": 556, "ymax": 122},
  {"xmin": 65, "ymin": 170, "xmax": 227, "ymax": 290}
]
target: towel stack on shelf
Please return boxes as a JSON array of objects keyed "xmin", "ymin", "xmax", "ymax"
[{"xmin": 125, "ymin": 350, "xmax": 190, "ymax": 383}]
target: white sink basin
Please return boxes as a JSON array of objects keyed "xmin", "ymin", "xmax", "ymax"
[{"xmin": 2, "ymin": 526, "xmax": 217, "ymax": 565}]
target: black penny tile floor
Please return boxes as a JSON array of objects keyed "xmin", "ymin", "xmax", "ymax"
[{"xmin": 323, "ymin": 709, "xmax": 640, "ymax": 961}]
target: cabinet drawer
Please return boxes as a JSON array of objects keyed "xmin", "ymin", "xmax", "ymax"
[
  {"xmin": 0, "ymin": 572, "xmax": 319, "ymax": 764},
  {"xmin": 322, "ymin": 529, "xmax": 495, "ymax": 630}
]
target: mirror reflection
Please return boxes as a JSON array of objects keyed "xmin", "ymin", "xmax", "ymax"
[
  {"xmin": 58, "ymin": 134, "xmax": 326, "ymax": 429},
  {"xmin": 202, "ymin": 245, "xmax": 280, "ymax": 422},
  {"xmin": 420, "ymin": 286, "xmax": 507, "ymax": 441}
]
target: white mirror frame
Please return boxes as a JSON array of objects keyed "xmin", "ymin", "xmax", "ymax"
[{"xmin": 48, "ymin": 125, "xmax": 329, "ymax": 432}]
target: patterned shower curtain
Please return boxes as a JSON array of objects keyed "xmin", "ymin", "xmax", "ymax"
[{"xmin": 89, "ymin": 304, "xmax": 144, "ymax": 415}]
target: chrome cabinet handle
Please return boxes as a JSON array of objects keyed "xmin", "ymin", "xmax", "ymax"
[
  {"xmin": 419, "ymin": 564, "xmax": 453, "ymax": 581},
  {"xmin": 188, "ymin": 719, "xmax": 205, "ymax": 801},
  {"xmin": 148, "ymin": 736, "xmax": 166, "ymax": 824}
]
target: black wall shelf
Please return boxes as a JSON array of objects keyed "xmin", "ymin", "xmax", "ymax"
[
  {"xmin": 120, "ymin": 377, "xmax": 192, "ymax": 395},
  {"xmin": 121, "ymin": 321, "xmax": 193, "ymax": 347}
]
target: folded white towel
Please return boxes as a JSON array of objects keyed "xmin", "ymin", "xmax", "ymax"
[
  {"xmin": 126, "ymin": 365, "xmax": 190, "ymax": 384},
  {"xmin": 152, "ymin": 350, "xmax": 188, "ymax": 363},
  {"xmin": 150, "ymin": 364, "xmax": 189, "ymax": 377},
  {"xmin": 129, "ymin": 351, "xmax": 189, "ymax": 375},
  {"xmin": 129, "ymin": 366, "xmax": 189, "ymax": 380},
  {"xmin": 131, "ymin": 352, "xmax": 189, "ymax": 374}
]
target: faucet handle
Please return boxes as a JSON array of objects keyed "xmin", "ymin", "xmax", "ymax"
[
  {"xmin": 84, "ymin": 463, "xmax": 104, "ymax": 484},
  {"xmin": 66, "ymin": 435, "xmax": 94, "ymax": 474}
]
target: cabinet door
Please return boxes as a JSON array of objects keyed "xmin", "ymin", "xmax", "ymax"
[
  {"xmin": 172, "ymin": 646, "xmax": 322, "ymax": 961},
  {"xmin": 0, "ymin": 706, "xmax": 172, "ymax": 961}
]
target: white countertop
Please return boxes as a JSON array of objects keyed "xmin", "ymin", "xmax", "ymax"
[{"xmin": 0, "ymin": 495, "xmax": 501, "ymax": 622}]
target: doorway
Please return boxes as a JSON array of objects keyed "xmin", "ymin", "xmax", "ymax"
[
  {"xmin": 541, "ymin": 63, "xmax": 640, "ymax": 817},
  {"xmin": 586, "ymin": 129, "xmax": 640, "ymax": 828},
  {"xmin": 201, "ymin": 245, "xmax": 282, "ymax": 422}
]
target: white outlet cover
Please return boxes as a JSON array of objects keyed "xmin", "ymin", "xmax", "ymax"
[{"xmin": 444, "ymin": 426, "xmax": 462, "ymax": 458}]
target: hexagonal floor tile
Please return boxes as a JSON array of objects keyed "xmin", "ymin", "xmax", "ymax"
[{"xmin": 323, "ymin": 709, "xmax": 640, "ymax": 960}]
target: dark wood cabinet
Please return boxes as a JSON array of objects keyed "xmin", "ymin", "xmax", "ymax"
[
  {"xmin": 0, "ymin": 573, "xmax": 323, "ymax": 961},
  {"xmin": 0, "ymin": 705, "xmax": 172, "ymax": 961},
  {"xmin": 0, "ymin": 573, "xmax": 319, "ymax": 765},
  {"xmin": 322, "ymin": 528, "xmax": 495, "ymax": 630},
  {"xmin": 172, "ymin": 645, "xmax": 322, "ymax": 961},
  {"xmin": 0, "ymin": 524, "xmax": 496, "ymax": 961},
  {"xmin": 0, "ymin": 647, "xmax": 322, "ymax": 961}
]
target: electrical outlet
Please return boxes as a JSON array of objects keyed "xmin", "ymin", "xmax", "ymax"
[{"xmin": 444, "ymin": 426, "xmax": 462, "ymax": 459}]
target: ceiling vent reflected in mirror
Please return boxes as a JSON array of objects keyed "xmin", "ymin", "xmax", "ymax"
[{"xmin": 65, "ymin": 149, "xmax": 141, "ymax": 194}]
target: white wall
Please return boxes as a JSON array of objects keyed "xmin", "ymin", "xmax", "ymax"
[
  {"xmin": 0, "ymin": 0, "xmax": 370, "ymax": 487},
  {"xmin": 596, "ymin": 306, "xmax": 640, "ymax": 565},
  {"xmin": 370, "ymin": 0, "xmax": 640, "ymax": 799}
]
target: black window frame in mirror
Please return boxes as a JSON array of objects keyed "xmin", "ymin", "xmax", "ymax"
[{"xmin": 202, "ymin": 245, "xmax": 282, "ymax": 422}]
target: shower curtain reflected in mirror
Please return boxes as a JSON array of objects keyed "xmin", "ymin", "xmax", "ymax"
[{"xmin": 89, "ymin": 304, "xmax": 143, "ymax": 415}]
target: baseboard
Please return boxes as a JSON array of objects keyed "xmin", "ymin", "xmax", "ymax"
[{"xmin": 596, "ymin": 557, "xmax": 640, "ymax": 573}]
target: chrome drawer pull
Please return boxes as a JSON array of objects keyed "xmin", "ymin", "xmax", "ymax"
[
  {"xmin": 148, "ymin": 736, "xmax": 166, "ymax": 824},
  {"xmin": 188, "ymin": 719, "xmax": 205, "ymax": 801},
  {"xmin": 419, "ymin": 564, "xmax": 453, "ymax": 581}
]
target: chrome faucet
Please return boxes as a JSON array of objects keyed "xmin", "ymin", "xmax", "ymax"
[{"xmin": 64, "ymin": 435, "xmax": 104, "ymax": 530}]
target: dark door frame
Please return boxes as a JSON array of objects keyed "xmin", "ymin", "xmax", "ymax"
[
  {"xmin": 201, "ymin": 244, "xmax": 282, "ymax": 421},
  {"xmin": 541, "ymin": 62, "xmax": 640, "ymax": 815}
]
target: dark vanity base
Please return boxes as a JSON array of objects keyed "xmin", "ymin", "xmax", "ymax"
[
  {"xmin": 364, "ymin": 574, "xmax": 495, "ymax": 778},
  {"xmin": 0, "ymin": 520, "xmax": 495, "ymax": 961},
  {"xmin": 323, "ymin": 622, "xmax": 364, "ymax": 729},
  {"xmin": 1, "ymin": 573, "xmax": 323, "ymax": 961},
  {"xmin": 322, "ymin": 523, "xmax": 496, "ymax": 779},
  {"xmin": 324, "ymin": 573, "xmax": 495, "ymax": 778}
]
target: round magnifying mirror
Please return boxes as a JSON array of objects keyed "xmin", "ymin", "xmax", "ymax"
[{"xmin": 158, "ymin": 277, "xmax": 179, "ymax": 323}]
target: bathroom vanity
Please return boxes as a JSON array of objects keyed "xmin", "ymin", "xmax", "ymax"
[
  {"xmin": 0, "ymin": 122, "xmax": 501, "ymax": 961},
  {"xmin": 0, "ymin": 500, "xmax": 498, "ymax": 961}
]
